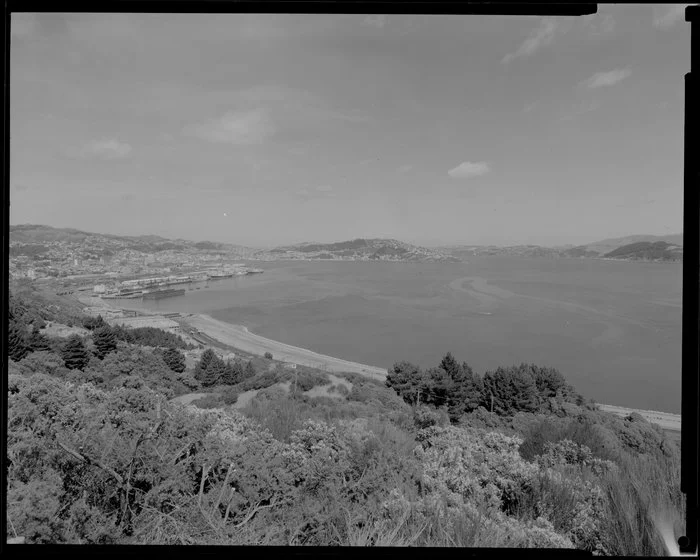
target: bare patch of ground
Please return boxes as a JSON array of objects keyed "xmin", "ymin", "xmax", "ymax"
[{"xmin": 42, "ymin": 322, "xmax": 90, "ymax": 338}]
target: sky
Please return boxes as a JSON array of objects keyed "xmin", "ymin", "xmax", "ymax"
[{"xmin": 9, "ymin": 6, "xmax": 691, "ymax": 248}]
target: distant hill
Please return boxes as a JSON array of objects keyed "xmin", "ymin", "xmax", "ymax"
[
  {"xmin": 9, "ymin": 224, "xmax": 256, "ymax": 256},
  {"xmin": 602, "ymin": 241, "xmax": 683, "ymax": 262},
  {"xmin": 573, "ymin": 234, "xmax": 683, "ymax": 257},
  {"xmin": 264, "ymin": 238, "xmax": 460, "ymax": 262},
  {"xmin": 438, "ymin": 233, "xmax": 683, "ymax": 262}
]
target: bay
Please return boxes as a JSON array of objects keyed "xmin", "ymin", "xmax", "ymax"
[{"xmin": 117, "ymin": 256, "xmax": 683, "ymax": 413}]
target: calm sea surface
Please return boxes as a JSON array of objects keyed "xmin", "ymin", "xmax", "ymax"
[{"xmin": 118, "ymin": 257, "xmax": 683, "ymax": 413}]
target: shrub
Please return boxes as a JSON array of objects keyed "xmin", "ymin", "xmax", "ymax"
[
  {"xmin": 335, "ymin": 384, "xmax": 351, "ymax": 397},
  {"xmin": 458, "ymin": 407, "xmax": 505, "ymax": 430},
  {"xmin": 237, "ymin": 370, "xmax": 281, "ymax": 392},
  {"xmin": 295, "ymin": 371, "xmax": 331, "ymax": 392},
  {"xmin": 264, "ymin": 352, "xmax": 273, "ymax": 360},
  {"xmin": 413, "ymin": 405, "xmax": 450, "ymax": 430},
  {"xmin": 192, "ymin": 394, "xmax": 224, "ymax": 409},
  {"xmin": 221, "ymin": 387, "xmax": 239, "ymax": 406}
]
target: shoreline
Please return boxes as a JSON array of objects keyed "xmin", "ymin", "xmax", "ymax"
[
  {"xmin": 86, "ymin": 295, "xmax": 682, "ymax": 428},
  {"xmin": 184, "ymin": 313, "xmax": 388, "ymax": 381}
]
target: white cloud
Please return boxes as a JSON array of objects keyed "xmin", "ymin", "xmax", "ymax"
[
  {"xmin": 581, "ymin": 68, "xmax": 632, "ymax": 89},
  {"xmin": 653, "ymin": 5, "xmax": 689, "ymax": 30},
  {"xmin": 397, "ymin": 164, "xmax": 413, "ymax": 173},
  {"xmin": 186, "ymin": 109, "xmax": 275, "ymax": 145},
  {"xmin": 79, "ymin": 138, "xmax": 132, "ymax": 160},
  {"xmin": 502, "ymin": 17, "xmax": 561, "ymax": 63},
  {"xmin": 448, "ymin": 161, "xmax": 490, "ymax": 179}
]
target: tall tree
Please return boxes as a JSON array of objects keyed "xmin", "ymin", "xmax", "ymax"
[
  {"xmin": 28, "ymin": 327, "xmax": 51, "ymax": 353},
  {"xmin": 482, "ymin": 366, "xmax": 539, "ymax": 415},
  {"xmin": 201, "ymin": 358, "xmax": 226, "ymax": 387},
  {"xmin": 8, "ymin": 320, "xmax": 30, "ymax": 362},
  {"xmin": 423, "ymin": 367, "xmax": 454, "ymax": 409},
  {"xmin": 194, "ymin": 349, "xmax": 218, "ymax": 381},
  {"xmin": 93, "ymin": 326, "xmax": 118, "ymax": 360},
  {"xmin": 61, "ymin": 335, "xmax": 90, "ymax": 371},
  {"xmin": 162, "ymin": 348, "xmax": 186, "ymax": 373},
  {"xmin": 439, "ymin": 352, "xmax": 461, "ymax": 378},
  {"xmin": 386, "ymin": 361, "xmax": 424, "ymax": 406}
]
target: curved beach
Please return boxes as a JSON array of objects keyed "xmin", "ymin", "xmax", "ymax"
[{"xmin": 184, "ymin": 313, "xmax": 388, "ymax": 381}]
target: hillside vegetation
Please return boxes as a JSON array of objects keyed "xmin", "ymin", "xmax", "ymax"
[{"xmin": 6, "ymin": 286, "xmax": 684, "ymax": 551}]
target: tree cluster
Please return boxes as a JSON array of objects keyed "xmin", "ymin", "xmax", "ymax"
[
  {"xmin": 110, "ymin": 324, "xmax": 194, "ymax": 350},
  {"xmin": 193, "ymin": 349, "xmax": 256, "ymax": 388},
  {"xmin": 83, "ymin": 315, "xmax": 107, "ymax": 331},
  {"xmin": 386, "ymin": 353, "xmax": 583, "ymax": 421}
]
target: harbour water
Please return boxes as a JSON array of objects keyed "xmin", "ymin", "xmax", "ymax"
[{"xmin": 116, "ymin": 257, "xmax": 683, "ymax": 413}]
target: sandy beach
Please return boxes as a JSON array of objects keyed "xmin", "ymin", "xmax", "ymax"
[{"xmin": 183, "ymin": 313, "xmax": 388, "ymax": 381}]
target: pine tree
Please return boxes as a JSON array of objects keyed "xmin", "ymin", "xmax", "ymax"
[
  {"xmin": 61, "ymin": 335, "xmax": 90, "ymax": 371},
  {"xmin": 439, "ymin": 352, "xmax": 461, "ymax": 378},
  {"xmin": 482, "ymin": 366, "xmax": 538, "ymax": 415},
  {"xmin": 29, "ymin": 327, "xmax": 51, "ymax": 353},
  {"xmin": 93, "ymin": 325, "xmax": 118, "ymax": 360},
  {"xmin": 219, "ymin": 361, "xmax": 239, "ymax": 385},
  {"xmin": 423, "ymin": 367, "xmax": 454, "ymax": 408},
  {"xmin": 386, "ymin": 361, "xmax": 424, "ymax": 405},
  {"xmin": 461, "ymin": 361, "xmax": 484, "ymax": 413},
  {"xmin": 8, "ymin": 320, "xmax": 30, "ymax": 362},
  {"xmin": 194, "ymin": 349, "xmax": 218, "ymax": 381},
  {"xmin": 202, "ymin": 358, "xmax": 226, "ymax": 387},
  {"xmin": 162, "ymin": 348, "xmax": 186, "ymax": 373}
]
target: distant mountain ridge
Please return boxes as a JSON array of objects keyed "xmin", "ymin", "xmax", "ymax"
[
  {"xmin": 265, "ymin": 238, "xmax": 460, "ymax": 262},
  {"xmin": 573, "ymin": 234, "xmax": 683, "ymax": 257},
  {"xmin": 9, "ymin": 225, "xmax": 682, "ymax": 263},
  {"xmin": 438, "ymin": 233, "xmax": 683, "ymax": 262},
  {"xmin": 9, "ymin": 224, "xmax": 257, "ymax": 257}
]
